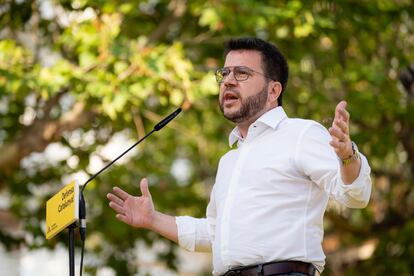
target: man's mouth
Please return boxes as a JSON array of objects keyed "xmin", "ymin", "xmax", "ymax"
[{"xmin": 222, "ymin": 92, "xmax": 240, "ymax": 105}]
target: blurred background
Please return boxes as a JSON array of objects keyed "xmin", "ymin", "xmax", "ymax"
[{"xmin": 0, "ymin": 0, "xmax": 413, "ymax": 275}]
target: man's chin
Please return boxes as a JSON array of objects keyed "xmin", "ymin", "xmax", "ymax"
[
  {"xmin": 223, "ymin": 111, "xmax": 244, "ymax": 123},
  {"xmin": 220, "ymin": 104, "xmax": 244, "ymax": 123}
]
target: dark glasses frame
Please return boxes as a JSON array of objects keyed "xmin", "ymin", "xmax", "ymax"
[{"xmin": 215, "ymin": 66, "xmax": 274, "ymax": 83}]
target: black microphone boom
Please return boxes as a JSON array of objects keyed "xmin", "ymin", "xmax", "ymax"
[
  {"xmin": 80, "ymin": 107, "xmax": 182, "ymax": 192},
  {"xmin": 154, "ymin": 107, "xmax": 182, "ymax": 131},
  {"xmin": 77, "ymin": 107, "xmax": 181, "ymax": 276}
]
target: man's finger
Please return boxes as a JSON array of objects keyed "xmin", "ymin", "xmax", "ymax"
[
  {"xmin": 109, "ymin": 201, "xmax": 124, "ymax": 214},
  {"xmin": 329, "ymin": 139, "xmax": 345, "ymax": 150},
  {"xmin": 335, "ymin": 101, "xmax": 349, "ymax": 121},
  {"xmin": 116, "ymin": 214, "xmax": 129, "ymax": 224},
  {"xmin": 336, "ymin": 100, "xmax": 347, "ymax": 112},
  {"xmin": 112, "ymin": 186, "xmax": 131, "ymax": 200},
  {"xmin": 329, "ymin": 126, "xmax": 347, "ymax": 141},
  {"xmin": 140, "ymin": 178, "xmax": 151, "ymax": 198},
  {"xmin": 334, "ymin": 119, "xmax": 348, "ymax": 134},
  {"xmin": 337, "ymin": 108, "xmax": 350, "ymax": 122},
  {"xmin": 107, "ymin": 193, "xmax": 124, "ymax": 206}
]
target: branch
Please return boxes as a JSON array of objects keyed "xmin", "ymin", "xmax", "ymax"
[
  {"xmin": 0, "ymin": 100, "xmax": 96, "ymax": 177},
  {"xmin": 0, "ymin": 210, "xmax": 20, "ymax": 232},
  {"xmin": 324, "ymin": 210, "xmax": 370, "ymax": 236},
  {"xmin": 147, "ymin": 0, "xmax": 187, "ymax": 43},
  {"xmin": 399, "ymin": 117, "xmax": 414, "ymax": 173},
  {"xmin": 326, "ymin": 238, "xmax": 378, "ymax": 273},
  {"xmin": 132, "ymin": 109, "xmax": 146, "ymax": 140},
  {"xmin": 42, "ymin": 87, "xmax": 69, "ymax": 118}
]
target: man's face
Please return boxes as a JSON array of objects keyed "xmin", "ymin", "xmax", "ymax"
[{"xmin": 219, "ymin": 50, "xmax": 271, "ymax": 124}]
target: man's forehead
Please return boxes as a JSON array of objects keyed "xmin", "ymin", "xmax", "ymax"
[{"xmin": 224, "ymin": 50, "xmax": 263, "ymax": 68}]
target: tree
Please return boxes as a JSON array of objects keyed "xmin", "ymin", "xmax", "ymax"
[{"xmin": 0, "ymin": 0, "xmax": 413, "ymax": 274}]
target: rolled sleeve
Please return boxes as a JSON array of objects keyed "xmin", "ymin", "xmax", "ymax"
[
  {"xmin": 296, "ymin": 122, "xmax": 372, "ymax": 208},
  {"xmin": 336, "ymin": 153, "xmax": 372, "ymax": 208},
  {"xmin": 175, "ymin": 216, "xmax": 212, "ymax": 252}
]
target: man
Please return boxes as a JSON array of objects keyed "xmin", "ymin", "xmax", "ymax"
[{"xmin": 107, "ymin": 38, "xmax": 372, "ymax": 275}]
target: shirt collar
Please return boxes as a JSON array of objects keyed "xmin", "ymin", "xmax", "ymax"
[{"xmin": 228, "ymin": 106, "xmax": 288, "ymax": 147}]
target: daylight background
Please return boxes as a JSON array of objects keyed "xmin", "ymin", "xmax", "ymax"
[{"xmin": 1, "ymin": 0, "xmax": 414, "ymax": 275}]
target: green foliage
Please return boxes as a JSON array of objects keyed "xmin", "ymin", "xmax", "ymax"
[{"xmin": 0, "ymin": 0, "xmax": 414, "ymax": 274}]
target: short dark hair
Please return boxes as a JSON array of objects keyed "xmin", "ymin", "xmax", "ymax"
[{"xmin": 224, "ymin": 37, "xmax": 289, "ymax": 106}]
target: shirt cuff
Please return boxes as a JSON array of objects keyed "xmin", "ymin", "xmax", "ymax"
[
  {"xmin": 338, "ymin": 153, "xmax": 372, "ymax": 207},
  {"xmin": 175, "ymin": 216, "xmax": 196, "ymax": 251}
]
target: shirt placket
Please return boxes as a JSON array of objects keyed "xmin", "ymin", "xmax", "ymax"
[{"xmin": 220, "ymin": 141, "xmax": 251, "ymax": 263}]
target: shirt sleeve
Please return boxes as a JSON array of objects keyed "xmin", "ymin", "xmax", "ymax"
[
  {"xmin": 175, "ymin": 188, "xmax": 217, "ymax": 252},
  {"xmin": 295, "ymin": 122, "xmax": 372, "ymax": 208}
]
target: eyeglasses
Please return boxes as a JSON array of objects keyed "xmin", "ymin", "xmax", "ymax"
[{"xmin": 215, "ymin": 66, "xmax": 273, "ymax": 83}]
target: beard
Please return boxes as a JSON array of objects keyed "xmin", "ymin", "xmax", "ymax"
[{"xmin": 219, "ymin": 83, "xmax": 269, "ymax": 123}]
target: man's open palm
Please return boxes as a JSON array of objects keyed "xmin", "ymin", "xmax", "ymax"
[{"xmin": 107, "ymin": 178, "xmax": 155, "ymax": 229}]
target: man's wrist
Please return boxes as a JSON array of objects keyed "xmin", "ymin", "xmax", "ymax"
[
  {"xmin": 339, "ymin": 141, "xmax": 360, "ymax": 166},
  {"xmin": 148, "ymin": 211, "xmax": 160, "ymax": 230}
]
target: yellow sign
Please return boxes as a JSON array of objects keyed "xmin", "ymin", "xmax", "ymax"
[{"xmin": 46, "ymin": 180, "xmax": 79, "ymax": 239}]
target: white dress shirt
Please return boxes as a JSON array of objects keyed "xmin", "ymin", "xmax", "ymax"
[{"xmin": 176, "ymin": 107, "xmax": 372, "ymax": 275}]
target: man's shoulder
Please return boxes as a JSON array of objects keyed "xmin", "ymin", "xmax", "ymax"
[
  {"xmin": 220, "ymin": 147, "xmax": 238, "ymax": 159},
  {"xmin": 282, "ymin": 117, "xmax": 324, "ymax": 131},
  {"xmin": 216, "ymin": 148, "xmax": 239, "ymax": 170},
  {"xmin": 282, "ymin": 117, "xmax": 332, "ymax": 145}
]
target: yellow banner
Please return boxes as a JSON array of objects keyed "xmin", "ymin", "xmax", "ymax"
[{"xmin": 46, "ymin": 180, "xmax": 79, "ymax": 239}]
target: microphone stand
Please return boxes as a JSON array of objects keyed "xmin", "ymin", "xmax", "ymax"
[
  {"xmin": 67, "ymin": 107, "xmax": 182, "ymax": 276},
  {"xmin": 68, "ymin": 223, "xmax": 76, "ymax": 276}
]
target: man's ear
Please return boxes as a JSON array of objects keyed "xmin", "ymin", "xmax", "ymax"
[{"xmin": 268, "ymin": 81, "xmax": 282, "ymax": 105}]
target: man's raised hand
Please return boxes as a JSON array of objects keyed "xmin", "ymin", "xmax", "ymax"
[
  {"xmin": 329, "ymin": 100, "xmax": 353, "ymax": 159},
  {"xmin": 107, "ymin": 178, "xmax": 155, "ymax": 229}
]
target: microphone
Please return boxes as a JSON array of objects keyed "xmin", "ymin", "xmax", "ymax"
[
  {"xmin": 80, "ymin": 107, "xmax": 182, "ymax": 192},
  {"xmin": 154, "ymin": 107, "xmax": 182, "ymax": 131},
  {"xmin": 78, "ymin": 107, "xmax": 182, "ymax": 271}
]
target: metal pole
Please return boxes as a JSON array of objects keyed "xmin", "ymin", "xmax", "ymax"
[{"xmin": 68, "ymin": 223, "xmax": 76, "ymax": 276}]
